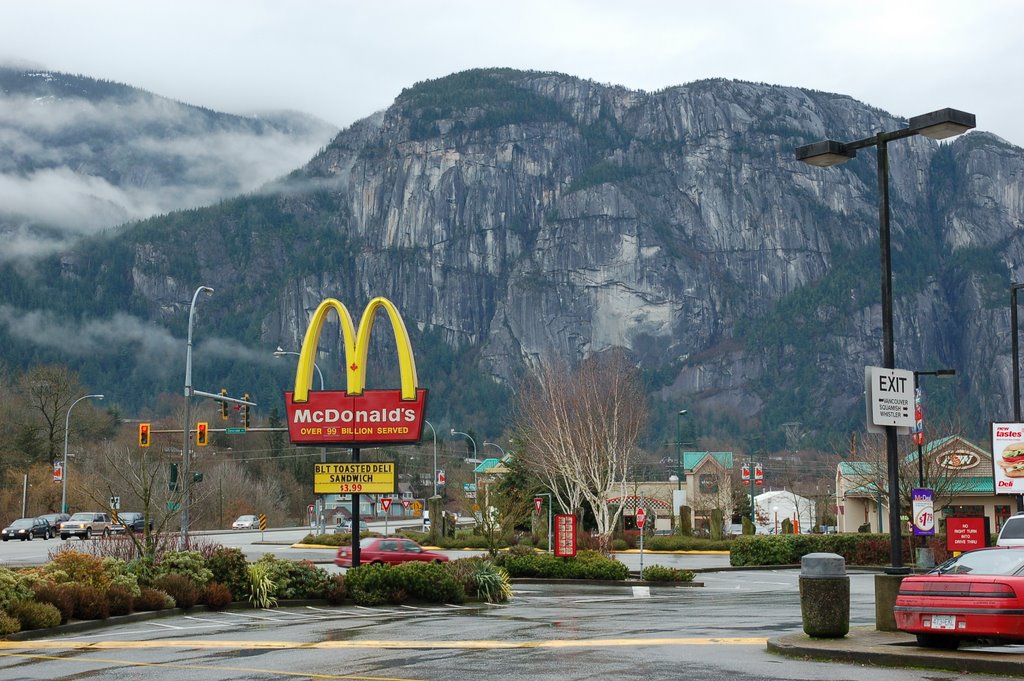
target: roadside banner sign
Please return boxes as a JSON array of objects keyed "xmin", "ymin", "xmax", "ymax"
[
  {"xmin": 380, "ymin": 497, "xmax": 393, "ymax": 513},
  {"xmin": 636, "ymin": 507, "xmax": 647, "ymax": 528},
  {"xmin": 754, "ymin": 463, "xmax": 764, "ymax": 487},
  {"xmin": 53, "ymin": 461, "xmax": 63, "ymax": 483},
  {"xmin": 912, "ymin": 488, "xmax": 935, "ymax": 536}
]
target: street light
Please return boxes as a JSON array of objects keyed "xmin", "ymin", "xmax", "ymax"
[
  {"xmin": 675, "ymin": 410, "xmax": 688, "ymax": 490},
  {"xmin": 483, "ymin": 441, "xmax": 506, "ymax": 457},
  {"xmin": 274, "ymin": 347, "xmax": 327, "ymax": 533},
  {"xmin": 451, "ymin": 428, "xmax": 478, "ymax": 492},
  {"xmin": 797, "ymin": 107, "xmax": 976, "ymax": 571},
  {"xmin": 61, "ymin": 393, "xmax": 104, "ymax": 513},
  {"xmin": 424, "ymin": 420, "xmax": 438, "ymax": 497},
  {"xmin": 912, "ymin": 369, "xmax": 956, "ymax": 488},
  {"xmin": 181, "ymin": 285, "xmax": 213, "ymax": 543}
]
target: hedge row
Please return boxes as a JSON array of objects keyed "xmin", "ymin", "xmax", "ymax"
[{"xmin": 729, "ymin": 533, "xmax": 953, "ymax": 566}]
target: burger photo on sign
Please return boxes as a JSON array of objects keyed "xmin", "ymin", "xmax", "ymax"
[{"xmin": 999, "ymin": 442, "xmax": 1024, "ymax": 478}]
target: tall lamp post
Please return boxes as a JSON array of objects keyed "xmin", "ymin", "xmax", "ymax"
[
  {"xmin": 483, "ymin": 441, "xmax": 506, "ymax": 458},
  {"xmin": 274, "ymin": 347, "xmax": 327, "ymax": 532},
  {"xmin": 451, "ymin": 428, "xmax": 478, "ymax": 492},
  {"xmin": 1011, "ymin": 284, "xmax": 1024, "ymax": 512},
  {"xmin": 181, "ymin": 285, "xmax": 214, "ymax": 543},
  {"xmin": 424, "ymin": 420, "xmax": 438, "ymax": 498},
  {"xmin": 675, "ymin": 409, "xmax": 688, "ymax": 489},
  {"xmin": 912, "ymin": 369, "xmax": 956, "ymax": 487},
  {"xmin": 61, "ymin": 393, "xmax": 104, "ymax": 513},
  {"xmin": 797, "ymin": 107, "xmax": 976, "ymax": 571}
]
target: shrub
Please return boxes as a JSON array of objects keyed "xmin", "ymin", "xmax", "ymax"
[
  {"xmin": 610, "ymin": 539, "xmax": 628, "ymax": 551},
  {"xmin": 0, "ymin": 567, "xmax": 33, "ymax": 612},
  {"xmin": 247, "ymin": 562, "xmax": 277, "ymax": 609},
  {"xmin": 135, "ymin": 587, "xmax": 174, "ymax": 612},
  {"xmin": 496, "ymin": 549, "xmax": 628, "ymax": 580},
  {"xmin": 201, "ymin": 581, "xmax": 233, "ymax": 610},
  {"xmin": 154, "ymin": 574, "xmax": 198, "ymax": 610},
  {"xmin": 31, "ymin": 583, "xmax": 74, "ymax": 624},
  {"xmin": 9, "ymin": 599, "xmax": 62, "ymax": 630},
  {"xmin": 324, "ymin": 574, "xmax": 347, "ymax": 605},
  {"xmin": 125, "ymin": 558, "xmax": 159, "ymax": 589},
  {"xmin": 472, "ymin": 562, "xmax": 512, "ymax": 603},
  {"xmin": 157, "ymin": 551, "xmax": 213, "ymax": 589},
  {"xmin": 345, "ymin": 562, "xmax": 465, "ymax": 606},
  {"xmin": 641, "ymin": 566, "xmax": 695, "ymax": 582},
  {"xmin": 205, "ymin": 547, "xmax": 249, "ymax": 596},
  {"xmin": 64, "ymin": 583, "xmax": 110, "ymax": 620},
  {"xmin": 44, "ymin": 550, "xmax": 111, "ymax": 590},
  {"xmin": 257, "ymin": 556, "xmax": 331, "ymax": 600},
  {"xmin": 106, "ymin": 585, "xmax": 135, "ymax": 616},
  {"xmin": 0, "ymin": 612, "xmax": 21, "ymax": 635}
]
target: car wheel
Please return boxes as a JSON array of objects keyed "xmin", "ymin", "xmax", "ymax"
[
  {"xmin": 916, "ymin": 633, "xmax": 959, "ymax": 650},
  {"xmin": 85, "ymin": 528, "xmax": 92, "ymax": 539},
  {"xmin": 60, "ymin": 534, "xmax": 67, "ymax": 540},
  {"xmin": 103, "ymin": 528, "xmax": 110, "ymax": 537}
]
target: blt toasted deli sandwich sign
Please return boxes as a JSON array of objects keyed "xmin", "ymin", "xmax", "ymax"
[
  {"xmin": 992, "ymin": 423, "xmax": 1024, "ymax": 494},
  {"xmin": 284, "ymin": 297, "xmax": 427, "ymax": 447}
]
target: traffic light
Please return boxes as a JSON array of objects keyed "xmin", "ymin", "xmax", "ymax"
[
  {"xmin": 242, "ymin": 394, "xmax": 251, "ymax": 429},
  {"xmin": 192, "ymin": 471, "xmax": 204, "ymax": 483},
  {"xmin": 220, "ymin": 388, "xmax": 229, "ymax": 420},
  {"xmin": 169, "ymin": 463, "xmax": 178, "ymax": 491},
  {"xmin": 138, "ymin": 423, "xmax": 151, "ymax": 448},
  {"xmin": 196, "ymin": 422, "xmax": 209, "ymax": 447}
]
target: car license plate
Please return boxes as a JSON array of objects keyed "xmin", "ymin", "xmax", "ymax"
[{"xmin": 931, "ymin": 615, "xmax": 956, "ymax": 630}]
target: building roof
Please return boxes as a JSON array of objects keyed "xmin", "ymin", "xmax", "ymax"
[{"xmin": 684, "ymin": 451, "xmax": 733, "ymax": 470}]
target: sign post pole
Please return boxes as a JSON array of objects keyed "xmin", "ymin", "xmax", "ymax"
[{"xmin": 636, "ymin": 507, "xmax": 647, "ymax": 576}]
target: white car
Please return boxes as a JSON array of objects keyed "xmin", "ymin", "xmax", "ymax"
[
  {"xmin": 232, "ymin": 514, "xmax": 259, "ymax": 530},
  {"xmin": 997, "ymin": 513, "xmax": 1024, "ymax": 546}
]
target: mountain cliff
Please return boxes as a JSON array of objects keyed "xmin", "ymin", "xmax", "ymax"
[{"xmin": 2, "ymin": 68, "xmax": 1022, "ymax": 449}]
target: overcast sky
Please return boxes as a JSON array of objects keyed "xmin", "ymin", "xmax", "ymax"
[{"xmin": 2, "ymin": 1, "xmax": 1022, "ymax": 147}]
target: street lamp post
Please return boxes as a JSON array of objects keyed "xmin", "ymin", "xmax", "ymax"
[
  {"xmin": 181, "ymin": 285, "xmax": 214, "ymax": 544},
  {"xmin": 912, "ymin": 369, "xmax": 956, "ymax": 487},
  {"xmin": 1011, "ymin": 284, "xmax": 1024, "ymax": 512},
  {"xmin": 675, "ymin": 409, "xmax": 688, "ymax": 489},
  {"xmin": 451, "ymin": 428, "xmax": 478, "ymax": 496},
  {"xmin": 61, "ymin": 393, "xmax": 104, "ymax": 513},
  {"xmin": 797, "ymin": 107, "xmax": 976, "ymax": 571},
  {"xmin": 275, "ymin": 347, "xmax": 328, "ymax": 533},
  {"xmin": 483, "ymin": 441, "xmax": 506, "ymax": 458},
  {"xmin": 424, "ymin": 420, "xmax": 438, "ymax": 498}
]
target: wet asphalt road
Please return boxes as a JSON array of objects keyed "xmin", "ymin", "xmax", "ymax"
[{"xmin": 2, "ymin": 569, "xmax": 1019, "ymax": 681}]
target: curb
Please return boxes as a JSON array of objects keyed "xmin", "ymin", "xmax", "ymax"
[{"xmin": 768, "ymin": 628, "xmax": 1024, "ymax": 676}]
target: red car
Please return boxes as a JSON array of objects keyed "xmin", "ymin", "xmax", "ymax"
[
  {"xmin": 895, "ymin": 546, "xmax": 1024, "ymax": 649},
  {"xmin": 335, "ymin": 537, "xmax": 448, "ymax": 567}
]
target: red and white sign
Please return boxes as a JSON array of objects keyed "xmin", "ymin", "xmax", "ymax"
[
  {"xmin": 554, "ymin": 514, "xmax": 577, "ymax": 557},
  {"xmin": 285, "ymin": 389, "xmax": 427, "ymax": 446},
  {"xmin": 380, "ymin": 498, "xmax": 393, "ymax": 513},
  {"xmin": 754, "ymin": 463, "xmax": 764, "ymax": 487},
  {"xmin": 402, "ymin": 499, "xmax": 411, "ymax": 509},
  {"xmin": 946, "ymin": 516, "xmax": 988, "ymax": 552},
  {"xmin": 534, "ymin": 497, "xmax": 543, "ymax": 513},
  {"xmin": 991, "ymin": 422, "xmax": 1024, "ymax": 494},
  {"xmin": 53, "ymin": 461, "xmax": 63, "ymax": 483},
  {"xmin": 437, "ymin": 469, "xmax": 446, "ymax": 485},
  {"xmin": 636, "ymin": 507, "xmax": 647, "ymax": 528}
]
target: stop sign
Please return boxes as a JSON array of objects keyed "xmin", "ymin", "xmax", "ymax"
[{"xmin": 636, "ymin": 507, "xmax": 647, "ymax": 528}]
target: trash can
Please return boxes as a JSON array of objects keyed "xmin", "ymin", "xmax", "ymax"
[{"xmin": 799, "ymin": 552, "xmax": 849, "ymax": 638}]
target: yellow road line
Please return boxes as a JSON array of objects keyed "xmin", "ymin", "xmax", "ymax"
[
  {"xmin": 0, "ymin": 652, "xmax": 416, "ymax": 680},
  {"xmin": 0, "ymin": 637, "xmax": 766, "ymax": 652}
]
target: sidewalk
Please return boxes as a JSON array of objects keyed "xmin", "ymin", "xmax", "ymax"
[{"xmin": 769, "ymin": 627, "xmax": 1024, "ymax": 675}]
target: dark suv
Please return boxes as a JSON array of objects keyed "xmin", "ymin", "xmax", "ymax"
[{"xmin": 110, "ymin": 512, "xmax": 148, "ymax": 534}]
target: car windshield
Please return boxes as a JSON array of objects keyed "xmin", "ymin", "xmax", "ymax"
[
  {"xmin": 1001, "ymin": 519, "xmax": 1024, "ymax": 539},
  {"xmin": 68, "ymin": 513, "xmax": 93, "ymax": 521},
  {"xmin": 932, "ymin": 549, "xmax": 1024, "ymax": 576},
  {"xmin": 9, "ymin": 519, "xmax": 32, "ymax": 528}
]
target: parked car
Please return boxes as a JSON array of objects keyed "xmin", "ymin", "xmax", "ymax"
[
  {"xmin": 109, "ymin": 512, "xmax": 148, "ymax": 534},
  {"xmin": 37, "ymin": 512, "xmax": 69, "ymax": 537},
  {"xmin": 60, "ymin": 512, "xmax": 111, "ymax": 540},
  {"xmin": 232, "ymin": 514, "xmax": 259, "ymax": 530},
  {"xmin": 997, "ymin": 512, "xmax": 1024, "ymax": 546},
  {"xmin": 333, "ymin": 518, "xmax": 353, "ymax": 534},
  {"xmin": 895, "ymin": 546, "xmax": 1024, "ymax": 649},
  {"xmin": 335, "ymin": 537, "xmax": 448, "ymax": 567},
  {"xmin": 2, "ymin": 517, "xmax": 51, "ymax": 541}
]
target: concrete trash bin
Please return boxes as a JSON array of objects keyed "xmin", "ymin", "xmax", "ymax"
[{"xmin": 799, "ymin": 552, "xmax": 849, "ymax": 638}]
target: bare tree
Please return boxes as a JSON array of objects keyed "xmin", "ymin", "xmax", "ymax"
[
  {"xmin": 514, "ymin": 351, "xmax": 648, "ymax": 550},
  {"xmin": 18, "ymin": 365, "xmax": 84, "ymax": 466}
]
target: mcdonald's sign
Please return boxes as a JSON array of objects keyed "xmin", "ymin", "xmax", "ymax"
[{"xmin": 284, "ymin": 297, "xmax": 427, "ymax": 446}]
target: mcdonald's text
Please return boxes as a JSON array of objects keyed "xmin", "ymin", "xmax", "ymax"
[{"xmin": 286, "ymin": 388, "xmax": 426, "ymax": 445}]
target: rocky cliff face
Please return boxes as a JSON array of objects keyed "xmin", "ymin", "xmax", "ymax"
[
  {"xmin": 251, "ymin": 70, "xmax": 1024, "ymax": 440},
  {"xmin": 6, "ymin": 68, "xmax": 1024, "ymax": 444}
]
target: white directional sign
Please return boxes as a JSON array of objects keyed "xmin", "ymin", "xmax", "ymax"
[{"xmin": 867, "ymin": 366, "xmax": 915, "ymax": 428}]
